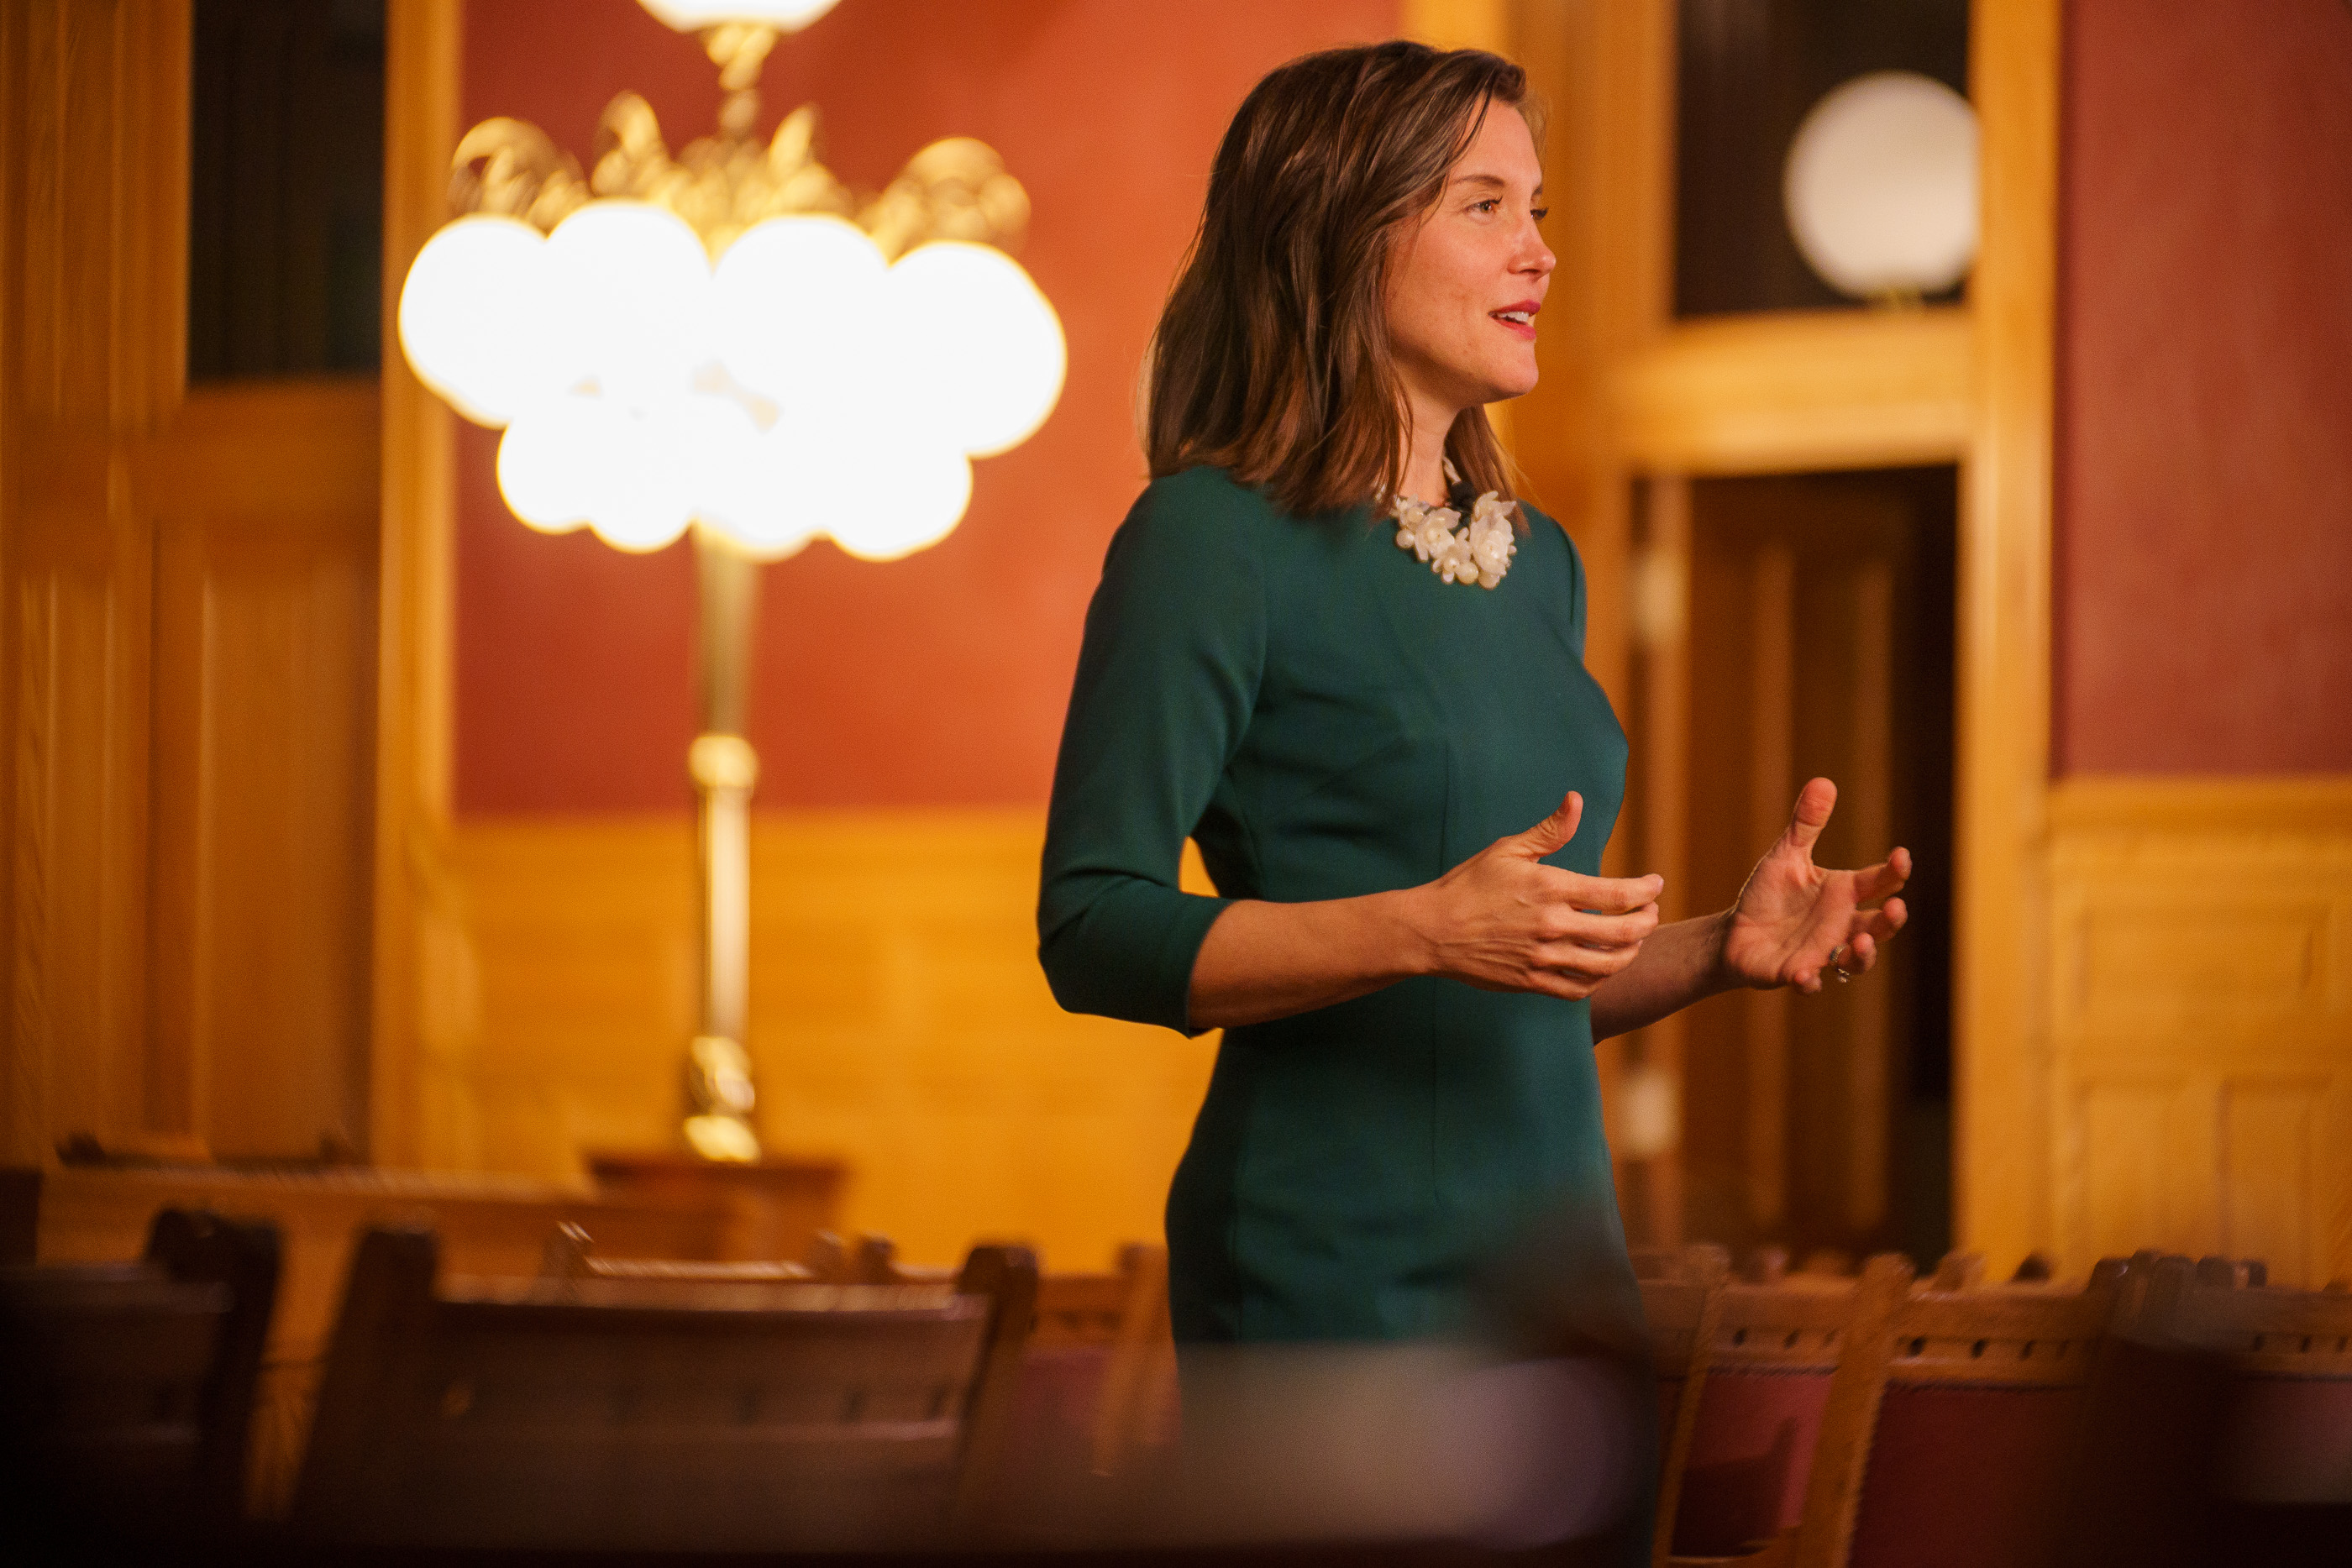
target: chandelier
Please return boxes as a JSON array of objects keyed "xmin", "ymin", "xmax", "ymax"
[{"xmin": 396, "ymin": 0, "xmax": 1065, "ymax": 1161}]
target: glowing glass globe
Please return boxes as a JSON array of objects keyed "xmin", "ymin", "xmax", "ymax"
[
  {"xmin": 891, "ymin": 241, "xmax": 1068, "ymax": 458},
  {"xmin": 397, "ymin": 215, "xmax": 568, "ymax": 426},
  {"xmin": 1783, "ymin": 71, "xmax": 1979, "ymax": 300},
  {"xmin": 397, "ymin": 190, "xmax": 1063, "ymax": 562},
  {"xmin": 637, "ymin": 0, "xmax": 841, "ymax": 33}
]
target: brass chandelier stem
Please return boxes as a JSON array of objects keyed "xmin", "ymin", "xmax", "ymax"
[{"xmin": 683, "ymin": 527, "xmax": 764, "ymax": 1162}]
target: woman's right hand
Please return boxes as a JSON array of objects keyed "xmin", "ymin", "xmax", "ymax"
[{"xmin": 1405, "ymin": 792, "xmax": 1662, "ymax": 1000}]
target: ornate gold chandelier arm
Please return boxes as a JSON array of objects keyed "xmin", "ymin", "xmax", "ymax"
[
  {"xmin": 859, "ymin": 138, "xmax": 1031, "ymax": 260},
  {"xmin": 700, "ymin": 22, "xmax": 779, "ymax": 93},
  {"xmin": 450, "ymin": 117, "xmax": 591, "ymax": 229},
  {"xmin": 444, "ymin": 57, "xmax": 1032, "ymax": 261}
]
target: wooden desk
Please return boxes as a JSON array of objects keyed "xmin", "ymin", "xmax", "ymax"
[{"xmin": 585, "ymin": 1150, "xmax": 847, "ymax": 1262}]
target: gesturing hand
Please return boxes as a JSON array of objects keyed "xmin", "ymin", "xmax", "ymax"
[
  {"xmin": 1721, "ymin": 777, "xmax": 1910, "ymax": 994},
  {"xmin": 1412, "ymin": 792, "xmax": 1664, "ymax": 1001}
]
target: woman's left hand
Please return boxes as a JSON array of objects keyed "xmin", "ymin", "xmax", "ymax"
[{"xmin": 1718, "ymin": 777, "xmax": 1911, "ymax": 994}]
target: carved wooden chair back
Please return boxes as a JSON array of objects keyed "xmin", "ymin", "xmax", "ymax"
[
  {"xmin": 297, "ymin": 1225, "xmax": 1035, "ymax": 1552},
  {"xmin": 794, "ymin": 1229, "xmax": 1177, "ymax": 1481},
  {"xmin": 1668, "ymin": 1256, "xmax": 1898, "ymax": 1560},
  {"xmin": 1641, "ymin": 1243, "xmax": 1730, "ymax": 1568},
  {"xmin": 0, "ymin": 1208, "xmax": 280, "ymax": 1540},
  {"xmin": 2174, "ymin": 1280, "xmax": 2352, "ymax": 1511},
  {"xmin": 1835, "ymin": 1266, "xmax": 2116, "ymax": 1568}
]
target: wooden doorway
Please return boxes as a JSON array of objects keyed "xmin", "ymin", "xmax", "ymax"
[{"xmin": 1628, "ymin": 467, "xmax": 1956, "ymax": 1266}]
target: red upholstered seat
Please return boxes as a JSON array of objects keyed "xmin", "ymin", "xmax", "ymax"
[
  {"xmin": 1845, "ymin": 1382, "xmax": 2087, "ymax": 1568},
  {"xmin": 2214, "ymin": 1368, "xmax": 2352, "ymax": 1503},
  {"xmin": 1671, "ymin": 1366, "xmax": 1833, "ymax": 1555},
  {"xmin": 1000, "ymin": 1343, "xmax": 1116, "ymax": 1484}
]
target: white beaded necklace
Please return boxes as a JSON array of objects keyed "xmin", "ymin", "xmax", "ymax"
[{"xmin": 1389, "ymin": 459, "xmax": 1519, "ymax": 590}]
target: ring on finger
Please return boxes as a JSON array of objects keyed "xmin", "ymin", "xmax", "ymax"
[{"xmin": 1828, "ymin": 944, "xmax": 1852, "ymax": 983}]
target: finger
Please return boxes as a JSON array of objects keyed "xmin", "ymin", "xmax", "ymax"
[
  {"xmin": 1541, "ymin": 905, "xmax": 1660, "ymax": 951},
  {"xmin": 1844, "ymin": 931, "xmax": 1877, "ymax": 972},
  {"xmin": 1852, "ymin": 851, "xmax": 1911, "ymax": 904},
  {"xmin": 1542, "ymin": 867, "xmax": 1666, "ymax": 915},
  {"xmin": 1782, "ymin": 777, "xmax": 1838, "ymax": 857},
  {"xmin": 1852, "ymin": 899, "xmax": 1907, "ymax": 947},
  {"xmin": 1531, "ymin": 938, "xmax": 1644, "ymax": 981},
  {"xmin": 1510, "ymin": 791, "xmax": 1584, "ymax": 860}
]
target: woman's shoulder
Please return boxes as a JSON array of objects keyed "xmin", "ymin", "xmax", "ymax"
[
  {"xmin": 1136, "ymin": 465, "xmax": 1285, "ymax": 526},
  {"xmin": 1509, "ymin": 496, "xmax": 1583, "ymax": 570},
  {"xmin": 1111, "ymin": 466, "xmax": 1287, "ymax": 561}
]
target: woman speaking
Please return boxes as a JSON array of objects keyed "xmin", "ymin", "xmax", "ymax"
[{"xmin": 1038, "ymin": 42, "xmax": 1909, "ymax": 1350}]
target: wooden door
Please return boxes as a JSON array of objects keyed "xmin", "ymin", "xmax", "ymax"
[
  {"xmin": 1651, "ymin": 469, "xmax": 1956, "ymax": 1260},
  {"xmin": 2, "ymin": 2, "xmax": 381, "ymax": 1164}
]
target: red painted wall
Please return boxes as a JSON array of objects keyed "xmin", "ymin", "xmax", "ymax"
[
  {"xmin": 2054, "ymin": 0, "xmax": 2352, "ymax": 774},
  {"xmin": 454, "ymin": 0, "xmax": 1399, "ymax": 813}
]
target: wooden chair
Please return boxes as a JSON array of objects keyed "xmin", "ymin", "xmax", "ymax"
[
  {"xmin": 1668, "ymin": 1255, "xmax": 1910, "ymax": 1561},
  {"xmin": 293, "ymin": 1224, "xmax": 1036, "ymax": 1552},
  {"xmin": 0, "ymin": 1208, "xmax": 280, "ymax": 1543},
  {"xmin": 1641, "ymin": 1242, "xmax": 1731, "ymax": 1568},
  {"xmin": 1835, "ymin": 1261, "xmax": 2117, "ymax": 1568},
  {"xmin": 2175, "ymin": 1275, "xmax": 2352, "ymax": 1557},
  {"xmin": 804, "ymin": 1229, "xmax": 1178, "ymax": 1480}
]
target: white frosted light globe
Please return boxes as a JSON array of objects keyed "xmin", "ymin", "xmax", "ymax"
[
  {"xmin": 583, "ymin": 400, "xmax": 698, "ymax": 553},
  {"xmin": 496, "ymin": 394, "xmax": 612, "ymax": 532},
  {"xmin": 713, "ymin": 215, "xmax": 906, "ymax": 420},
  {"xmin": 544, "ymin": 202, "xmax": 715, "ymax": 408},
  {"xmin": 638, "ymin": 0, "xmax": 840, "ymax": 33},
  {"xmin": 891, "ymin": 242, "xmax": 1066, "ymax": 458},
  {"xmin": 678, "ymin": 392, "xmax": 795, "ymax": 555},
  {"xmin": 824, "ymin": 431, "xmax": 973, "ymax": 562},
  {"xmin": 397, "ymin": 215, "xmax": 569, "ymax": 427},
  {"xmin": 1784, "ymin": 71, "xmax": 1979, "ymax": 299}
]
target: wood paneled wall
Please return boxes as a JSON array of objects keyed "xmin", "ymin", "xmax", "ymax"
[
  {"xmin": 2, "ymin": 3, "xmax": 381, "ymax": 1165},
  {"xmin": 429, "ymin": 810, "xmax": 1216, "ymax": 1268},
  {"xmin": 2047, "ymin": 778, "xmax": 2351, "ymax": 1287}
]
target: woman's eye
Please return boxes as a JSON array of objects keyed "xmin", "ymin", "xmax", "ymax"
[
  {"xmin": 1471, "ymin": 198, "xmax": 1501, "ymax": 215},
  {"xmin": 1531, "ymin": 207, "xmax": 1550, "ymax": 223}
]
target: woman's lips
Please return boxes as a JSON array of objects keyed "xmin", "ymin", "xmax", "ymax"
[{"xmin": 1490, "ymin": 302, "xmax": 1541, "ymax": 341}]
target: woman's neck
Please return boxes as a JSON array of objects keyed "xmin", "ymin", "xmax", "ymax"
[{"xmin": 1399, "ymin": 400, "xmax": 1457, "ymax": 506}]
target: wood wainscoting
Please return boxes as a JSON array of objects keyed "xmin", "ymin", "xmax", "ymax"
[
  {"xmin": 2047, "ymin": 776, "xmax": 2352, "ymax": 1287},
  {"xmin": 435, "ymin": 810, "xmax": 1218, "ymax": 1271}
]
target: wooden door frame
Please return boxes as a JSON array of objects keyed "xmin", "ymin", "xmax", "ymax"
[
  {"xmin": 371, "ymin": 0, "xmax": 461, "ymax": 1167},
  {"xmin": 1510, "ymin": 0, "xmax": 2060, "ymax": 1269}
]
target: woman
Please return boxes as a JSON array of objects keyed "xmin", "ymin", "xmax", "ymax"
[{"xmin": 1038, "ymin": 42, "xmax": 1909, "ymax": 1349}]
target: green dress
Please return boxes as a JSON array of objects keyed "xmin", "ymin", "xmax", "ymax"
[{"xmin": 1038, "ymin": 465, "xmax": 1639, "ymax": 1345}]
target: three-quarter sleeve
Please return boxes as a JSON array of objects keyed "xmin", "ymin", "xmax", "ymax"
[{"xmin": 1037, "ymin": 473, "xmax": 1266, "ymax": 1035}]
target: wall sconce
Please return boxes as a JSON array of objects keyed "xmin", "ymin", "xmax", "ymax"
[
  {"xmin": 396, "ymin": 0, "xmax": 1064, "ymax": 1162},
  {"xmin": 1783, "ymin": 71, "xmax": 1979, "ymax": 305}
]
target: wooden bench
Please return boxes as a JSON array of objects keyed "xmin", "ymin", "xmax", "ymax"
[
  {"xmin": 291, "ymin": 1224, "xmax": 1036, "ymax": 1552},
  {"xmin": 0, "ymin": 1209, "xmax": 279, "ymax": 1546},
  {"xmin": 801, "ymin": 1229, "xmax": 1179, "ymax": 1481}
]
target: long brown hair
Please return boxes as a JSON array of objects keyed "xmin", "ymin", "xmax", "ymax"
[{"xmin": 1145, "ymin": 41, "xmax": 1536, "ymax": 517}]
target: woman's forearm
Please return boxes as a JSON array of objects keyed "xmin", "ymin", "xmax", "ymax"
[
  {"xmin": 1186, "ymin": 891, "xmax": 1431, "ymax": 1030},
  {"xmin": 1588, "ymin": 910, "xmax": 1733, "ymax": 1041}
]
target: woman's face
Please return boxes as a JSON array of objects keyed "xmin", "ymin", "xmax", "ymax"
[{"xmin": 1384, "ymin": 103, "xmax": 1555, "ymax": 420}]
